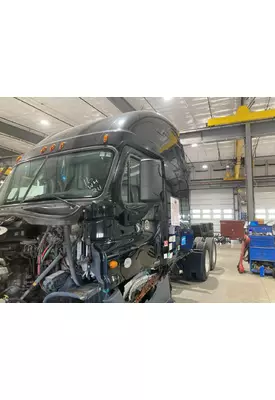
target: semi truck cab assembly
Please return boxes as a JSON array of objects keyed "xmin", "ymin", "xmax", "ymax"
[{"xmin": 0, "ymin": 111, "xmax": 214, "ymax": 303}]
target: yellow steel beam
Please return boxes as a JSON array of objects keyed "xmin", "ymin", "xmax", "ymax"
[
  {"xmin": 208, "ymin": 105, "xmax": 275, "ymax": 127},
  {"xmin": 234, "ymin": 139, "xmax": 244, "ymax": 179},
  {"xmin": 223, "ymin": 139, "xmax": 244, "ymax": 181}
]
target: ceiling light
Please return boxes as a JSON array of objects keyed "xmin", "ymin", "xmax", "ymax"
[
  {"xmin": 117, "ymin": 118, "xmax": 125, "ymax": 126},
  {"xmin": 191, "ymin": 143, "xmax": 198, "ymax": 147},
  {"xmin": 40, "ymin": 119, "xmax": 50, "ymax": 126},
  {"xmin": 226, "ymin": 165, "xmax": 230, "ymax": 168},
  {"xmin": 202, "ymin": 164, "xmax": 208, "ymax": 169},
  {"xmin": 163, "ymin": 97, "xmax": 173, "ymax": 101}
]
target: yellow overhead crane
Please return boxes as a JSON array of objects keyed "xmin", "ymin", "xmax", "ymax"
[
  {"xmin": 207, "ymin": 105, "xmax": 275, "ymax": 181},
  {"xmin": 207, "ymin": 105, "xmax": 275, "ymax": 127}
]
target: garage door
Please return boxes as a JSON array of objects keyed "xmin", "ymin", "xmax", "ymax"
[
  {"xmin": 255, "ymin": 187, "xmax": 275, "ymax": 222},
  {"xmin": 190, "ymin": 189, "xmax": 234, "ymax": 233}
]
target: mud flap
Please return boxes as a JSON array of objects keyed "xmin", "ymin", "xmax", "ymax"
[{"xmin": 182, "ymin": 250, "xmax": 204, "ymax": 280}]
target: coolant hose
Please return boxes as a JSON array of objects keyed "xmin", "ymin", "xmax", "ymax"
[
  {"xmin": 43, "ymin": 291, "xmax": 81, "ymax": 303},
  {"xmin": 63, "ymin": 225, "xmax": 81, "ymax": 287}
]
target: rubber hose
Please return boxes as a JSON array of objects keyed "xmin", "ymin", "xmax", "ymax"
[
  {"xmin": 63, "ymin": 225, "xmax": 81, "ymax": 286},
  {"xmin": 43, "ymin": 291, "xmax": 81, "ymax": 303}
]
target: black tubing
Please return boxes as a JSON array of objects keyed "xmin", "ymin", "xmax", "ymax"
[
  {"xmin": 43, "ymin": 291, "xmax": 81, "ymax": 303},
  {"xmin": 63, "ymin": 225, "xmax": 81, "ymax": 286}
]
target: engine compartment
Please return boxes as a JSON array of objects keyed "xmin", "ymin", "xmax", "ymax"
[{"xmin": 0, "ymin": 203, "xmax": 164, "ymax": 303}]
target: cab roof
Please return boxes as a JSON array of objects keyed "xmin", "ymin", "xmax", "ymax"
[{"xmin": 39, "ymin": 110, "xmax": 176, "ymax": 145}]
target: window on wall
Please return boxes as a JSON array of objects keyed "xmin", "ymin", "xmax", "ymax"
[
  {"xmin": 121, "ymin": 156, "xmax": 141, "ymax": 203},
  {"xmin": 191, "ymin": 209, "xmax": 201, "ymax": 219},
  {"xmin": 190, "ymin": 208, "xmax": 235, "ymax": 220},
  {"xmin": 223, "ymin": 209, "xmax": 233, "ymax": 219}
]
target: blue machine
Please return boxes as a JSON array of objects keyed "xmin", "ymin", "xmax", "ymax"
[
  {"xmin": 180, "ymin": 230, "xmax": 194, "ymax": 251},
  {"xmin": 248, "ymin": 221, "xmax": 275, "ymax": 276}
]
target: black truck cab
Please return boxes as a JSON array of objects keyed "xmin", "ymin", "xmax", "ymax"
[{"xmin": 0, "ymin": 111, "xmax": 197, "ymax": 303}]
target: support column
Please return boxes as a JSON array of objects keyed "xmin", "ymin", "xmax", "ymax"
[
  {"xmin": 245, "ymin": 123, "xmax": 255, "ymax": 221},
  {"xmin": 233, "ymin": 187, "xmax": 239, "ymax": 220}
]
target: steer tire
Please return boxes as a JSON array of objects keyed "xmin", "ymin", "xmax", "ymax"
[
  {"xmin": 205, "ymin": 237, "xmax": 217, "ymax": 271},
  {"xmin": 195, "ymin": 243, "xmax": 210, "ymax": 282}
]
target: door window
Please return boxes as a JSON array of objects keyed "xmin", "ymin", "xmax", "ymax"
[{"xmin": 121, "ymin": 156, "xmax": 141, "ymax": 203}]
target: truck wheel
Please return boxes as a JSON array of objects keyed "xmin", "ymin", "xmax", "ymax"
[
  {"xmin": 194, "ymin": 237, "xmax": 204, "ymax": 249},
  {"xmin": 205, "ymin": 237, "xmax": 217, "ymax": 271},
  {"xmin": 195, "ymin": 243, "xmax": 210, "ymax": 282}
]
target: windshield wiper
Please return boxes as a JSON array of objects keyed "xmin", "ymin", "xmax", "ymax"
[
  {"xmin": 19, "ymin": 159, "xmax": 47, "ymax": 203},
  {"xmin": 23, "ymin": 194, "xmax": 77, "ymax": 209}
]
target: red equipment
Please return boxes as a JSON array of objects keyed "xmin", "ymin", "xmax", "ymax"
[{"xmin": 237, "ymin": 234, "xmax": 250, "ymax": 273}]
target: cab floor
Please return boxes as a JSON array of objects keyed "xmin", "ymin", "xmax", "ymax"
[{"xmin": 171, "ymin": 244, "xmax": 275, "ymax": 303}]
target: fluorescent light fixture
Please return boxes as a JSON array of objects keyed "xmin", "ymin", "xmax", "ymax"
[
  {"xmin": 256, "ymin": 215, "xmax": 265, "ymax": 219},
  {"xmin": 192, "ymin": 210, "xmax": 200, "ymax": 214},
  {"xmin": 202, "ymin": 209, "xmax": 210, "ymax": 213},
  {"xmin": 202, "ymin": 164, "xmax": 208, "ymax": 169},
  {"xmin": 223, "ymin": 209, "xmax": 232, "ymax": 214},
  {"xmin": 203, "ymin": 214, "xmax": 211, "ymax": 219},
  {"xmin": 226, "ymin": 165, "xmax": 230, "ymax": 168},
  {"xmin": 213, "ymin": 215, "xmax": 221, "ymax": 219},
  {"xmin": 269, "ymin": 209, "xmax": 275, "ymax": 213},
  {"xmin": 191, "ymin": 143, "xmax": 198, "ymax": 148},
  {"xmin": 40, "ymin": 119, "xmax": 50, "ymax": 126},
  {"xmin": 213, "ymin": 209, "xmax": 221, "ymax": 213},
  {"xmin": 255, "ymin": 209, "xmax": 265, "ymax": 213}
]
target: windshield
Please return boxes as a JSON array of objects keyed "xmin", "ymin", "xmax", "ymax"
[{"xmin": 0, "ymin": 149, "xmax": 114, "ymax": 205}]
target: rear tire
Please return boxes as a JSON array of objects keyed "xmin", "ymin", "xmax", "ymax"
[
  {"xmin": 194, "ymin": 237, "xmax": 204, "ymax": 249},
  {"xmin": 195, "ymin": 243, "xmax": 210, "ymax": 282},
  {"xmin": 205, "ymin": 237, "xmax": 217, "ymax": 271}
]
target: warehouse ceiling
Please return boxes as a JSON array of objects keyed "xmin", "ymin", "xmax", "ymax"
[{"xmin": 1, "ymin": 97, "xmax": 275, "ymax": 162}]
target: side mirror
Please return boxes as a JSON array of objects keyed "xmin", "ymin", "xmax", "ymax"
[{"xmin": 140, "ymin": 159, "xmax": 162, "ymax": 202}]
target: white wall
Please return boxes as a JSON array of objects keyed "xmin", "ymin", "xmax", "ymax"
[
  {"xmin": 190, "ymin": 188, "xmax": 234, "ymax": 233},
  {"xmin": 254, "ymin": 187, "xmax": 275, "ymax": 221}
]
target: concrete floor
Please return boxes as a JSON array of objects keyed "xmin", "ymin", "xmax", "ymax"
[{"xmin": 172, "ymin": 244, "xmax": 275, "ymax": 303}]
